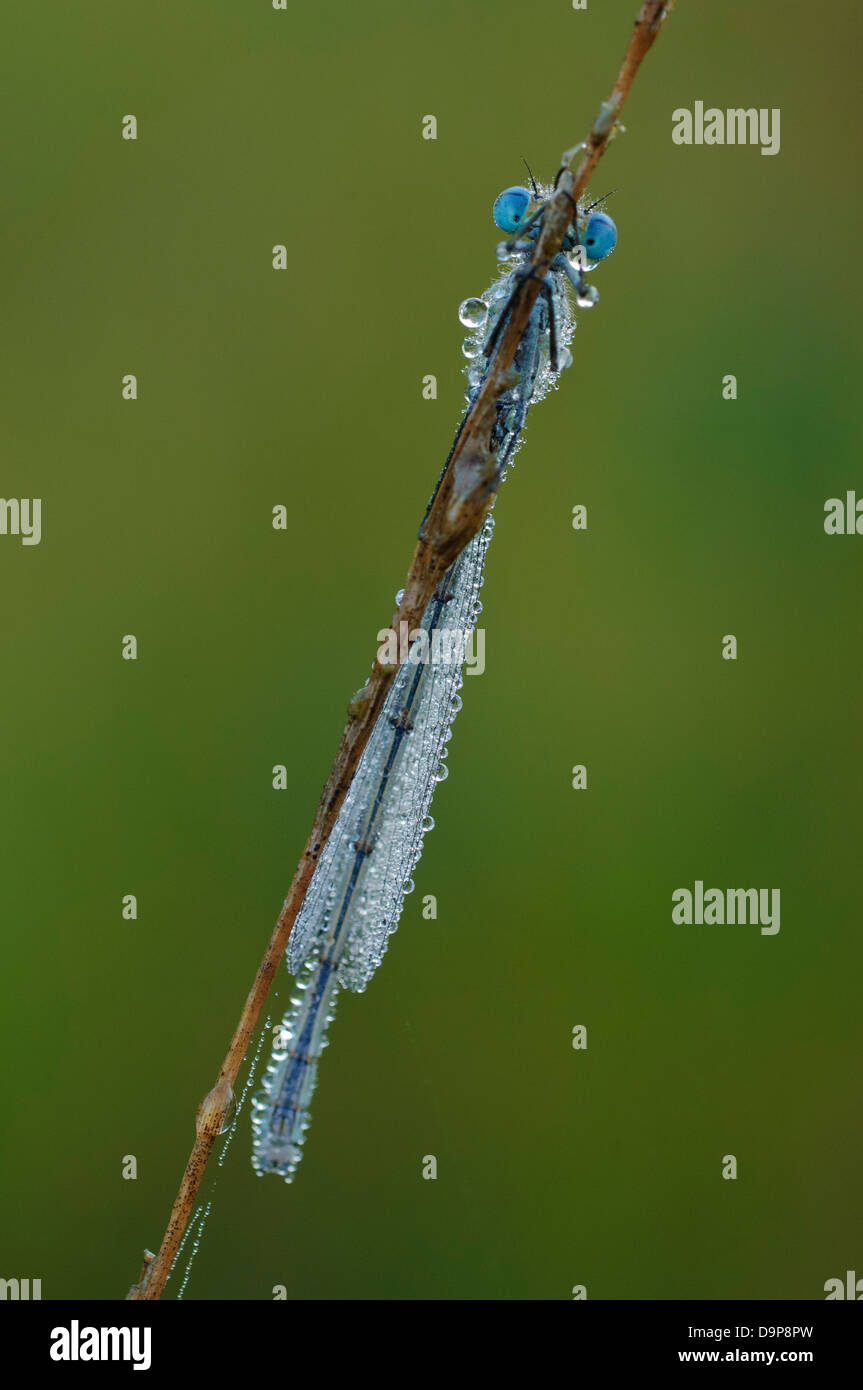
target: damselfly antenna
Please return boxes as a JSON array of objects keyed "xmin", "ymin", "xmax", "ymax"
[
  {"xmin": 521, "ymin": 157, "xmax": 540, "ymax": 200},
  {"xmin": 584, "ymin": 189, "xmax": 618, "ymax": 212}
]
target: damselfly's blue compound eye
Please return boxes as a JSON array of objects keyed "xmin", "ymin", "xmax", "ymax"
[
  {"xmin": 493, "ymin": 186, "xmax": 532, "ymax": 233},
  {"xmin": 583, "ymin": 211, "xmax": 618, "ymax": 261}
]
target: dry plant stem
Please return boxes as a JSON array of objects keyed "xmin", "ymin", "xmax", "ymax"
[{"xmin": 128, "ymin": 0, "xmax": 672, "ymax": 1301}]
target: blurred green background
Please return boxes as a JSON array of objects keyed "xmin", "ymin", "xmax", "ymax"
[{"xmin": 1, "ymin": 0, "xmax": 861, "ymax": 1301}]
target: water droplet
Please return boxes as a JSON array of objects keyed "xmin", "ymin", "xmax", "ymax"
[
  {"xmin": 576, "ymin": 284, "xmax": 599, "ymax": 308},
  {"xmin": 458, "ymin": 297, "xmax": 488, "ymax": 329},
  {"xmin": 557, "ymin": 347, "xmax": 574, "ymax": 370},
  {"xmin": 195, "ymin": 1079, "xmax": 236, "ymax": 1137},
  {"xmin": 462, "ymin": 337, "xmax": 482, "ymax": 359},
  {"xmin": 219, "ymin": 1097, "xmax": 237, "ymax": 1136}
]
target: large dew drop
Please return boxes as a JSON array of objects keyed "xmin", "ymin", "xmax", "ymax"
[{"xmin": 458, "ymin": 297, "xmax": 488, "ymax": 329}]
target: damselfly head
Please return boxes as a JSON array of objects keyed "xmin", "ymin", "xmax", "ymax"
[
  {"xmin": 582, "ymin": 210, "xmax": 618, "ymax": 261},
  {"xmin": 492, "ymin": 185, "xmax": 534, "ymax": 233}
]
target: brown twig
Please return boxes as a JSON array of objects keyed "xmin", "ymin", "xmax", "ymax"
[{"xmin": 128, "ymin": 0, "xmax": 673, "ymax": 1300}]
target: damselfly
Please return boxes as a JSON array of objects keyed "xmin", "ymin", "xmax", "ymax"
[{"xmin": 251, "ymin": 179, "xmax": 618, "ymax": 1180}]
